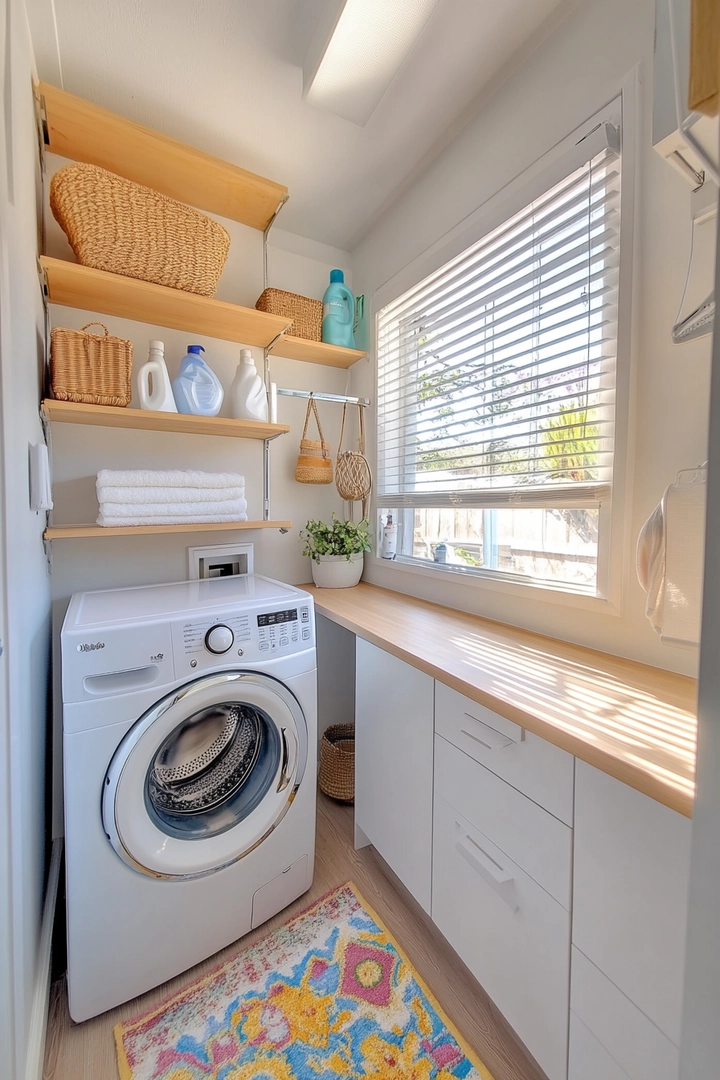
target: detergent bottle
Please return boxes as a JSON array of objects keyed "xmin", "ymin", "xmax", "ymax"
[
  {"xmin": 172, "ymin": 345, "xmax": 224, "ymax": 417},
  {"xmin": 228, "ymin": 349, "xmax": 268, "ymax": 421},
  {"xmin": 136, "ymin": 340, "xmax": 177, "ymax": 412},
  {"xmin": 322, "ymin": 269, "xmax": 356, "ymax": 349}
]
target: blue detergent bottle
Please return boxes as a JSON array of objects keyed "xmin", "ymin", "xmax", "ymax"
[
  {"xmin": 322, "ymin": 269, "xmax": 356, "ymax": 348},
  {"xmin": 172, "ymin": 345, "xmax": 224, "ymax": 416}
]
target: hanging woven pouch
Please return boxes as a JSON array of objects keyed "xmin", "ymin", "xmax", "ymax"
[
  {"xmin": 295, "ymin": 398, "xmax": 333, "ymax": 484},
  {"xmin": 336, "ymin": 403, "xmax": 372, "ymax": 505}
]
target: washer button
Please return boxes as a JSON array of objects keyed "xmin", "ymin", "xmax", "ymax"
[
  {"xmin": 205, "ymin": 624, "xmax": 234, "ymax": 654},
  {"xmin": 302, "ymin": 628, "xmax": 311, "ymax": 640},
  {"xmin": 190, "ymin": 659, "xmax": 197, "ymax": 668},
  {"xmin": 259, "ymin": 642, "xmax": 270, "ymax": 651}
]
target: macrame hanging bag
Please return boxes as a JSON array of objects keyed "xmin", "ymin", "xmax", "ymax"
[
  {"xmin": 295, "ymin": 398, "xmax": 333, "ymax": 484},
  {"xmin": 335, "ymin": 403, "xmax": 372, "ymax": 510}
]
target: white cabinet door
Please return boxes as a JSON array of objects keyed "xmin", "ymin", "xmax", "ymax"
[
  {"xmin": 573, "ymin": 762, "xmax": 691, "ymax": 1045},
  {"xmin": 355, "ymin": 639, "xmax": 434, "ymax": 912}
]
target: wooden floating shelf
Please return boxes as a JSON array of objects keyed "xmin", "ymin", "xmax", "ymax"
[
  {"xmin": 41, "ymin": 257, "xmax": 290, "ymax": 348},
  {"xmin": 41, "ymin": 399, "xmax": 290, "ymax": 441},
  {"xmin": 36, "ymin": 81, "xmax": 288, "ymax": 232},
  {"xmin": 44, "ymin": 520, "xmax": 293, "ymax": 540},
  {"xmin": 268, "ymin": 335, "xmax": 366, "ymax": 369}
]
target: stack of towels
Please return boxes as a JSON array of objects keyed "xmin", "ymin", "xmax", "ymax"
[{"xmin": 96, "ymin": 469, "xmax": 248, "ymax": 527}]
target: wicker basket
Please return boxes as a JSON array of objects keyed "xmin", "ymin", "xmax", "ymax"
[
  {"xmin": 50, "ymin": 322, "xmax": 133, "ymax": 407},
  {"xmin": 318, "ymin": 724, "xmax": 355, "ymax": 802},
  {"xmin": 50, "ymin": 163, "xmax": 231, "ymax": 297},
  {"xmin": 256, "ymin": 288, "xmax": 322, "ymax": 341}
]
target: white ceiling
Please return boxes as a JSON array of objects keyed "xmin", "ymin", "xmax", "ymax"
[{"xmin": 34, "ymin": 0, "xmax": 571, "ymax": 250}]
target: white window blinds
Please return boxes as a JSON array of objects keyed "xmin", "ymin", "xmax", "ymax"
[{"xmin": 376, "ymin": 125, "xmax": 621, "ymax": 511}]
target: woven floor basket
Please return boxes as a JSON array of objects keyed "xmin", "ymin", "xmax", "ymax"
[
  {"xmin": 318, "ymin": 723, "xmax": 355, "ymax": 803},
  {"xmin": 50, "ymin": 163, "xmax": 230, "ymax": 297},
  {"xmin": 50, "ymin": 322, "xmax": 133, "ymax": 406},
  {"xmin": 256, "ymin": 288, "xmax": 322, "ymax": 341}
]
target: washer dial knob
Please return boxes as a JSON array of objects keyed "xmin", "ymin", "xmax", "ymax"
[{"xmin": 205, "ymin": 624, "xmax": 234, "ymax": 654}]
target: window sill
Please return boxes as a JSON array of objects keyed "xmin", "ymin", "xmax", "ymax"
[{"xmin": 368, "ymin": 553, "xmax": 621, "ymax": 616}]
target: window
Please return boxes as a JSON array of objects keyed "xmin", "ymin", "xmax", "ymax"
[{"xmin": 376, "ymin": 120, "xmax": 621, "ymax": 595}]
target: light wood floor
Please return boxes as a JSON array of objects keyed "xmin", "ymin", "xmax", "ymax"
[{"xmin": 44, "ymin": 792, "xmax": 546, "ymax": 1080}]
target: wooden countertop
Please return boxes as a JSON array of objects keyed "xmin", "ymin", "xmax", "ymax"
[{"xmin": 307, "ymin": 582, "xmax": 698, "ymax": 817}]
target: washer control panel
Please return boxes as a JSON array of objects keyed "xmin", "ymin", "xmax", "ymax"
[{"xmin": 178, "ymin": 601, "xmax": 313, "ymax": 669}]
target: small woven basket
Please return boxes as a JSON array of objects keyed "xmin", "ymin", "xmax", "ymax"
[
  {"xmin": 318, "ymin": 723, "xmax": 355, "ymax": 803},
  {"xmin": 50, "ymin": 322, "xmax": 133, "ymax": 407},
  {"xmin": 256, "ymin": 288, "xmax": 322, "ymax": 341},
  {"xmin": 295, "ymin": 399, "xmax": 333, "ymax": 484},
  {"xmin": 50, "ymin": 163, "xmax": 230, "ymax": 297}
]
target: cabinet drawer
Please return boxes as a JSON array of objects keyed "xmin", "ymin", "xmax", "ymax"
[
  {"xmin": 435, "ymin": 735, "xmax": 572, "ymax": 908},
  {"xmin": 570, "ymin": 948, "xmax": 679, "ymax": 1080},
  {"xmin": 568, "ymin": 1013, "xmax": 631, "ymax": 1080},
  {"xmin": 573, "ymin": 762, "xmax": 691, "ymax": 1044},
  {"xmin": 433, "ymin": 794, "xmax": 570, "ymax": 1080},
  {"xmin": 435, "ymin": 681, "xmax": 574, "ymax": 824}
]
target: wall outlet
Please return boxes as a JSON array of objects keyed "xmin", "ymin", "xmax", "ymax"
[{"xmin": 188, "ymin": 543, "xmax": 254, "ymax": 580}]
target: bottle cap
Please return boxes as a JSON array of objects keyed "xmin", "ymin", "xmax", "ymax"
[
  {"xmin": 329, "ymin": 269, "xmax": 344, "ymax": 283},
  {"xmin": 149, "ymin": 340, "xmax": 164, "ymax": 352},
  {"xmin": 187, "ymin": 345, "xmax": 205, "ymax": 354},
  {"xmin": 240, "ymin": 348, "xmax": 253, "ymax": 363}
]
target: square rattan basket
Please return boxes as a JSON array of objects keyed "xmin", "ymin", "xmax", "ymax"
[
  {"xmin": 50, "ymin": 322, "xmax": 133, "ymax": 407},
  {"xmin": 255, "ymin": 288, "xmax": 322, "ymax": 341}
]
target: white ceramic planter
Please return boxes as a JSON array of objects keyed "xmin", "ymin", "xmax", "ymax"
[{"xmin": 310, "ymin": 553, "xmax": 364, "ymax": 589}]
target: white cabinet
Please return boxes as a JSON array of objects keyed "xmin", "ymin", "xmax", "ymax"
[
  {"xmin": 572, "ymin": 761, "xmax": 692, "ymax": 1046},
  {"xmin": 569, "ymin": 947, "xmax": 680, "ymax": 1080},
  {"xmin": 433, "ymin": 736, "xmax": 572, "ymax": 1080},
  {"xmin": 354, "ymin": 639, "xmax": 434, "ymax": 912}
]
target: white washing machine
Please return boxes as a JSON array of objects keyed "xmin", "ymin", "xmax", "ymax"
[{"xmin": 61, "ymin": 574, "xmax": 316, "ymax": 1022}]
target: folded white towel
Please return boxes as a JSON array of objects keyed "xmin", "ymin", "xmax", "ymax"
[
  {"xmin": 99, "ymin": 499, "xmax": 248, "ymax": 519},
  {"xmin": 97, "ymin": 512, "xmax": 249, "ymax": 527},
  {"xmin": 96, "ymin": 469, "xmax": 245, "ymax": 490},
  {"xmin": 97, "ymin": 485, "xmax": 245, "ymax": 505}
]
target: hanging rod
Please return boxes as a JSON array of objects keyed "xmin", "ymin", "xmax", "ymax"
[{"xmin": 276, "ymin": 388, "xmax": 370, "ymax": 407}]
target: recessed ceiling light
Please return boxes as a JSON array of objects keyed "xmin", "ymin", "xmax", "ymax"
[{"xmin": 303, "ymin": 0, "xmax": 441, "ymax": 127}]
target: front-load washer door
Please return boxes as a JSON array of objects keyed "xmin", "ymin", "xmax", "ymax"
[{"xmin": 103, "ymin": 671, "xmax": 308, "ymax": 879}]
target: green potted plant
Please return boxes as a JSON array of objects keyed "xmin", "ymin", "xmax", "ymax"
[{"xmin": 301, "ymin": 514, "xmax": 370, "ymax": 588}]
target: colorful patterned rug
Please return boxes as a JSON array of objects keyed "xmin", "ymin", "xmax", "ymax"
[{"xmin": 115, "ymin": 881, "xmax": 495, "ymax": 1080}]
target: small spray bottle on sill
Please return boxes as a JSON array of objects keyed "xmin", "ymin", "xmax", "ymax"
[{"xmin": 381, "ymin": 513, "xmax": 397, "ymax": 559}]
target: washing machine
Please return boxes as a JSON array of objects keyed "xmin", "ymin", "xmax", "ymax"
[{"xmin": 61, "ymin": 574, "xmax": 316, "ymax": 1022}]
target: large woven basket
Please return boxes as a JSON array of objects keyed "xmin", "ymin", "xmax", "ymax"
[
  {"xmin": 256, "ymin": 288, "xmax": 322, "ymax": 341},
  {"xmin": 50, "ymin": 322, "xmax": 133, "ymax": 407},
  {"xmin": 318, "ymin": 723, "xmax": 355, "ymax": 802},
  {"xmin": 50, "ymin": 163, "xmax": 231, "ymax": 297}
]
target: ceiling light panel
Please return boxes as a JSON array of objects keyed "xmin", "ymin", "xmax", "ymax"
[{"xmin": 303, "ymin": 0, "xmax": 441, "ymax": 127}]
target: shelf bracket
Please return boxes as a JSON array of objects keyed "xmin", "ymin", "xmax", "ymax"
[{"xmin": 263, "ymin": 192, "xmax": 289, "ymax": 289}]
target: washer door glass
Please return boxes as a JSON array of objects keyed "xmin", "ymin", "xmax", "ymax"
[{"xmin": 103, "ymin": 672, "xmax": 308, "ymax": 879}]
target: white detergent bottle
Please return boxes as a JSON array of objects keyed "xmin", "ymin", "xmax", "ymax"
[
  {"xmin": 136, "ymin": 340, "xmax": 177, "ymax": 412},
  {"xmin": 172, "ymin": 344, "xmax": 224, "ymax": 417},
  {"xmin": 228, "ymin": 349, "xmax": 268, "ymax": 421}
]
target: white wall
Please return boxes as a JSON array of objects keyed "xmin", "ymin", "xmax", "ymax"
[
  {"xmin": 351, "ymin": 0, "xmax": 711, "ymax": 677},
  {"xmin": 0, "ymin": 1, "xmax": 53, "ymax": 1077},
  {"xmin": 679, "ymin": 213, "xmax": 720, "ymax": 1076},
  {"xmin": 45, "ymin": 176, "xmax": 355, "ymax": 833}
]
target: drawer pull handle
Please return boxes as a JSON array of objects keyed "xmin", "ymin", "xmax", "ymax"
[
  {"xmin": 455, "ymin": 829, "xmax": 519, "ymax": 912},
  {"xmin": 461, "ymin": 714, "xmax": 517, "ymax": 751}
]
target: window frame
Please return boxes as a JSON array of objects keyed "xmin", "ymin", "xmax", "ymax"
[{"xmin": 367, "ymin": 83, "xmax": 638, "ymax": 612}]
